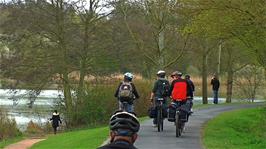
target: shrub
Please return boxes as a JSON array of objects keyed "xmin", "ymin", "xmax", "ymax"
[
  {"xmin": 63, "ymin": 78, "xmax": 153, "ymax": 127},
  {"xmin": 0, "ymin": 108, "xmax": 22, "ymax": 141},
  {"xmin": 25, "ymin": 121, "xmax": 44, "ymax": 136}
]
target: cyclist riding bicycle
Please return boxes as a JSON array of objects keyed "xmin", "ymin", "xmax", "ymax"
[
  {"xmin": 185, "ymin": 74, "xmax": 195, "ymax": 114},
  {"xmin": 169, "ymin": 71, "xmax": 193, "ymax": 117},
  {"xmin": 150, "ymin": 70, "xmax": 170, "ymax": 127},
  {"xmin": 98, "ymin": 111, "xmax": 140, "ymax": 149},
  {"xmin": 114, "ymin": 72, "xmax": 139, "ymax": 112}
]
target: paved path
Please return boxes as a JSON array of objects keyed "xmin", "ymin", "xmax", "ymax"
[
  {"xmin": 4, "ymin": 138, "xmax": 45, "ymax": 149},
  {"xmin": 135, "ymin": 103, "xmax": 265, "ymax": 149}
]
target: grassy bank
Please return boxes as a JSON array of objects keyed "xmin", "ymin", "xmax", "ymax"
[
  {"xmin": 203, "ymin": 107, "xmax": 266, "ymax": 149},
  {"xmin": 31, "ymin": 127, "xmax": 109, "ymax": 149},
  {"xmin": 30, "ymin": 117, "xmax": 148, "ymax": 149}
]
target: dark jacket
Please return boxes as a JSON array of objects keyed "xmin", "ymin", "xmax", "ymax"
[
  {"xmin": 169, "ymin": 78, "xmax": 193, "ymax": 101},
  {"xmin": 186, "ymin": 79, "xmax": 195, "ymax": 97},
  {"xmin": 152, "ymin": 78, "xmax": 170, "ymax": 98},
  {"xmin": 98, "ymin": 140, "xmax": 137, "ymax": 149},
  {"xmin": 50, "ymin": 113, "xmax": 62, "ymax": 128},
  {"xmin": 211, "ymin": 78, "xmax": 220, "ymax": 91},
  {"xmin": 114, "ymin": 82, "xmax": 139, "ymax": 100}
]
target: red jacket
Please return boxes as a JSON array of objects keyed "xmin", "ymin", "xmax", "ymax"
[{"xmin": 170, "ymin": 78, "xmax": 192, "ymax": 101}]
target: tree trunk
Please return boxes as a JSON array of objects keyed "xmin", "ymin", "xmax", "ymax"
[
  {"xmin": 202, "ymin": 53, "xmax": 208, "ymax": 104},
  {"xmin": 226, "ymin": 48, "xmax": 233, "ymax": 103},
  {"xmin": 226, "ymin": 69, "xmax": 233, "ymax": 103}
]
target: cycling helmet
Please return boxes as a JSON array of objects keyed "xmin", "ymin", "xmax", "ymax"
[
  {"xmin": 110, "ymin": 111, "xmax": 140, "ymax": 134},
  {"xmin": 185, "ymin": 74, "xmax": 190, "ymax": 79},
  {"xmin": 157, "ymin": 70, "xmax": 166, "ymax": 78},
  {"xmin": 171, "ymin": 71, "xmax": 182, "ymax": 77},
  {"xmin": 124, "ymin": 72, "xmax": 133, "ymax": 81}
]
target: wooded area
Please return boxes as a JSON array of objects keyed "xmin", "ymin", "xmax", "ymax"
[{"xmin": 0, "ymin": 0, "xmax": 265, "ymax": 127}]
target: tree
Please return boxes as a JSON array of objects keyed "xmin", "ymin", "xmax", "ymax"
[{"xmin": 113, "ymin": 0, "xmax": 189, "ymax": 72}]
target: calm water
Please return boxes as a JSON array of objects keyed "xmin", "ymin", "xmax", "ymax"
[{"xmin": 0, "ymin": 89, "xmax": 62, "ymax": 131}]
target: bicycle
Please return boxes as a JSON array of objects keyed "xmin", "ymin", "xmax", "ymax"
[
  {"xmin": 156, "ymin": 98, "xmax": 164, "ymax": 132},
  {"xmin": 175, "ymin": 104, "xmax": 188, "ymax": 137}
]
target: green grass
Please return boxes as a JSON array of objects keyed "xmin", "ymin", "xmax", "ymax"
[
  {"xmin": 30, "ymin": 116, "xmax": 148, "ymax": 149},
  {"xmin": 203, "ymin": 107, "xmax": 266, "ymax": 149},
  {"xmin": 0, "ymin": 136, "xmax": 24, "ymax": 149},
  {"xmin": 30, "ymin": 127, "xmax": 109, "ymax": 149}
]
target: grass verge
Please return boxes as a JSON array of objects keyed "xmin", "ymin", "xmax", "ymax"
[
  {"xmin": 30, "ymin": 116, "xmax": 148, "ymax": 149},
  {"xmin": 203, "ymin": 107, "xmax": 266, "ymax": 149},
  {"xmin": 0, "ymin": 136, "xmax": 24, "ymax": 149},
  {"xmin": 30, "ymin": 126, "xmax": 109, "ymax": 149}
]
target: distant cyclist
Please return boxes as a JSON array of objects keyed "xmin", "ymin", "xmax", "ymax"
[
  {"xmin": 150, "ymin": 70, "xmax": 170, "ymax": 127},
  {"xmin": 114, "ymin": 72, "xmax": 139, "ymax": 112},
  {"xmin": 169, "ymin": 71, "xmax": 193, "ymax": 113},
  {"xmin": 98, "ymin": 111, "xmax": 140, "ymax": 149},
  {"xmin": 185, "ymin": 74, "xmax": 195, "ymax": 113}
]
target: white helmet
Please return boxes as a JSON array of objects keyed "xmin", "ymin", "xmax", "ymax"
[
  {"xmin": 124, "ymin": 72, "xmax": 133, "ymax": 79},
  {"xmin": 157, "ymin": 70, "xmax": 165, "ymax": 75}
]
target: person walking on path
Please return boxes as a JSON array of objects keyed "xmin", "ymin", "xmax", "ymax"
[
  {"xmin": 50, "ymin": 110, "xmax": 62, "ymax": 134},
  {"xmin": 211, "ymin": 74, "xmax": 220, "ymax": 104},
  {"xmin": 114, "ymin": 72, "xmax": 139, "ymax": 112},
  {"xmin": 150, "ymin": 70, "xmax": 170, "ymax": 127},
  {"xmin": 98, "ymin": 111, "xmax": 140, "ymax": 149}
]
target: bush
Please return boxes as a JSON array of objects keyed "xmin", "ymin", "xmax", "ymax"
[
  {"xmin": 0, "ymin": 108, "xmax": 22, "ymax": 141},
  {"xmin": 63, "ymin": 78, "xmax": 153, "ymax": 127},
  {"xmin": 25, "ymin": 121, "xmax": 44, "ymax": 136}
]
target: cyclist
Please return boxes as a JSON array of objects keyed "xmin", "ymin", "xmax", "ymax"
[
  {"xmin": 185, "ymin": 74, "xmax": 195, "ymax": 113},
  {"xmin": 169, "ymin": 71, "xmax": 193, "ymax": 117},
  {"xmin": 114, "ymin": 72, "xmax": 139, "ymax": 112},
  {"xmin": 150, "ymin": 70, "xmax": 170, "ymax": 127},
  {"xmin": 98, "ymin": 111, "xmax": 140, "ymax": 149}
]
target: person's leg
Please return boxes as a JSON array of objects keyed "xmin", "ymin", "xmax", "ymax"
[
  {"xmin": 153, "ymin": 100, "xmax": 158, "ymax": 126},
  {"xmin": 53, "ymin": 126, "xmax": 57, "ymax": 134},
  {"xmin": 127, "ymin": 103, "xmax": 134, "ymax": 113},
  {"xmin": 213, "ymin": 90, "xmax": 218, "ymax": 104},
  {"xmin": 119, "ymin": 101, "xmax": 123, "ymax": 110}
]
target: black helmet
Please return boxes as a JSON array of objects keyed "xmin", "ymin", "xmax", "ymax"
[
  {"xmin": 157, "ymin": 70, "xmax": 166, "ymax": 78},
  {"xmin": 171, "ymin": 71, "xmax": 182, "ymax": 77},
  {"xmin": 185, "ymin": 74, "xmax": 190, "ymax": 79},
  {"xmin": 109, "ymin": 111, "xmax": 140, "ymax": 134}
]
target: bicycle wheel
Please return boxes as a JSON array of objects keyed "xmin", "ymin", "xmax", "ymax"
[
  {"xmin": 160, "ymin": 106, "xmax": 164, "ymax": 132},
  {"xmin": 175, "ymin": 112, "xmax": 181, "ymax": 137},
  {"xmin": 157, "ymin": 106, "xmax": 161, "ymax": 132}
]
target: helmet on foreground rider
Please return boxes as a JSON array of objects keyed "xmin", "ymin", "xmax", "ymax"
[
  {"xmin": 98, "ymin": 111, "xmax": 140, "ymax": 149},
  {"xmin": 110, "ymin": 111, "xmax": 140, "ymax": 135},
  {"xmin": 124, "ymin": 72, "xmax": 133, "ymax": 81},
  {"xmin": 157, "ymin": 70, "xmax": 166, "ymax": 78},
  {"xmin": 109, "ymin": 111, "xmax": 140, "ymax": 144}
]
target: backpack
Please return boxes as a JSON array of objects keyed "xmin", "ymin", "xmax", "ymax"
[
  {"xmin": 118, "ymin": 82, "xmax": 134, "ymax": 100},
  {"xmin": 159, "ymin": 80, "xmax": 170, "ymax": 97}
]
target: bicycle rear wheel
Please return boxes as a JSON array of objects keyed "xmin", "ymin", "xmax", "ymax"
[
  {"xmin": 175, "ymin": 112, "xmax": 181, "ymax": 137},
  {"xmin": 157, "ymin": 107, "xmax": 161, "ymax": 132},
  {"xmin": 160, "ymin": 106, "xmax": 163, "ymax": 132}
]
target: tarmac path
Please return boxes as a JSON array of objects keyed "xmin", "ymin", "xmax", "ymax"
[{"xmin": 135, "ymin": 103, "xmax": 264, "ymax": 149}]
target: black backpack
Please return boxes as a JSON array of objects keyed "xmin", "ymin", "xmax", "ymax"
[{"xmin": 159, "ymin": 80, "xmax": 170, "ymax": 97}]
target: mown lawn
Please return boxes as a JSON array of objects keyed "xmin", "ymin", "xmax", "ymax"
[
  {"xmin": 203, "ymin": 107, "xmax": 266, "ymax": 149},
  {"xmin": 30, "ymin": 127, "xmax": 109, "ymax": 149},
  {"xmin": 0, "ymin": 136, "xmax": 24, "ymax": 149},
  {"xmin": 30, "ymin": 116, "xmax": 147, "ymax": 149}
]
